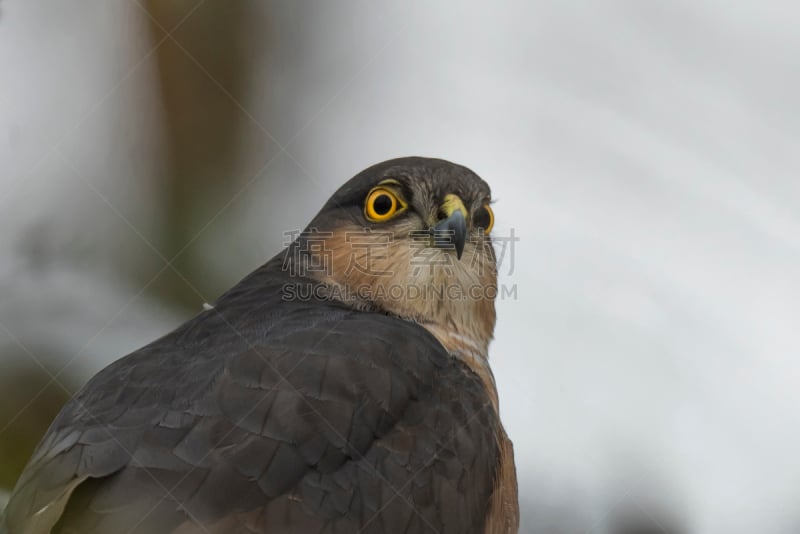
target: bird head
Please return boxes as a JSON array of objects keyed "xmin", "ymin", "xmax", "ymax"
[{"xmin": 283, "ymin": 157, "xmax": 498, "ymax": 362}]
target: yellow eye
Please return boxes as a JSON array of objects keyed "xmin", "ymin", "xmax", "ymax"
[
  {"xmin": 365, "ymin": 187, "xmax": 405, "ymax": 221},
  {"xmin": 474, "ymin": 204, "xmax": 494, "ymax": 235}
]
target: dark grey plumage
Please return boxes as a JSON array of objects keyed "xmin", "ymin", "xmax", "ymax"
[{"xmin": 1, "ymin": 158, "xmax": 506, "ymax": 533}]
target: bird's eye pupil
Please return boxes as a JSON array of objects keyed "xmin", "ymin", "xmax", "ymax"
[{"xmin": 373, "ymin": 194, "xmax": 393, "ymax": 215}]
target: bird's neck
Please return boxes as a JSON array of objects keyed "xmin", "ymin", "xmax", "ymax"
[
  {"xmin": 301, "ymin": 273, "xmax": 500, "ymax": 410},
  {"xmin": 274, "ymin": 235, "xmax": 500, "ymax": 407}
]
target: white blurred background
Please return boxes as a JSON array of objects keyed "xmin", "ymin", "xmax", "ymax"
[{"xmin": 1, "ymin": 2, "xmax": 799, "ymax": 533}]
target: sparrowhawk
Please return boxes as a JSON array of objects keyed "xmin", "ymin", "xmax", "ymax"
[{"xmin": 1, "ymin": 157, "xmax": 519, "ymax": 533}]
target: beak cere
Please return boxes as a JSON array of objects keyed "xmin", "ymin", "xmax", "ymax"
[{"xmin": 432, "ymin": 194, "xmax": 468, "ymax": 260}]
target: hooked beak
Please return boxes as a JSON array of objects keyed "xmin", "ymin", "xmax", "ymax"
[{"xmin": 431, "ymin": 194, "xmax": 468, "ymax": 260}]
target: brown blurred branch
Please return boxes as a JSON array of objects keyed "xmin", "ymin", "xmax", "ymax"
[{"xmin": 143, "ymin": 0, "xmax": 253, "ymax": 308}]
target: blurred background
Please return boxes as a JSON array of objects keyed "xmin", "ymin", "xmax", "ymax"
[{"xmin": 1, "ymin": 1, "xmax": 799, "ymax": 533}]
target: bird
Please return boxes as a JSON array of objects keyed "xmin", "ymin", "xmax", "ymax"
[{"xmin": 1, "ymin": 157, "xmax": 519, "ymax": 534}]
